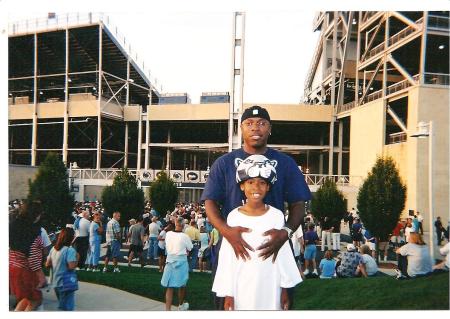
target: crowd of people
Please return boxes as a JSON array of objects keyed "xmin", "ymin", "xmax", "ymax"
[{"xmin": 8, "ymin": 105, "xmax": 450, "ymax": 312}]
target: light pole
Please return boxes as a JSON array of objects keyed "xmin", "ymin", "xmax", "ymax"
[{"xmin": 410, "ymin": 121, "xmax": 434, "ymax": 263}]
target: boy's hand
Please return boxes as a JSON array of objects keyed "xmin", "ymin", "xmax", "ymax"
[
  {"xmin": 223, "ymin": 226, "xmax": 254, "ymax": 261},
  {"xmin": 257, "ymin": 228, "xmax": 288, "ymax": 262},
  {"xmin": 224, "ymin": 296, "xmax": 235, "ymax": 310},
  {"xmin": 281, "ymin": 288, "xmax": 290, "ymax": 310}
]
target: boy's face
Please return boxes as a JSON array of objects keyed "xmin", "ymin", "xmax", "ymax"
[{"xmin": 240, "ymin": 177, "xmax": 270, "ymax": 202}]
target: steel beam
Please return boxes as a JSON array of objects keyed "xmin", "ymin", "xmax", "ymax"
[
  {"xmin": 137, "ymin": 105, "xmax": 142, "ymax": 170},
  {"xmin": 328, "ymin": 12, "xmax": 338, "ymax": 175},
  {"xmin": 337, "ymin": 12, "xmax": 354, "ymax": 106},
  {"xmin": 391, "ymin": 11, "xmax": 421, "ymax": 31},
  {"xmin": 145, "ymin": 89, "xmax": 150, "ymax": 170},
  {"xmin": 386, "ymin": 105, "xmax": 408, "ymax": 133},
  {"xmin": 63, "ymin": 27, "xmax": 69, "ymax": 164},
  {"xmin": 31, "ymin": 33, "xmax": 38, "ymax": 166},
  {"xmin": 96, "ymin": 23, "xmax": 103, "ymax": 169},
  {"xmin": 361, "ymin": 15, "xmax": 384, "ymax": 61},
  {"xmin": 419, "ymin": 12, "xmax": 428, "ymax": 84},
  {"xmin": 388, "ymin": 54, "xmax": 417, "ymax": 86}
]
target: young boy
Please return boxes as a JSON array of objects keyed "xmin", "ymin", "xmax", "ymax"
[{"xmin": 212, "ymin": 155, "xmax": 302, "ymax": 310}]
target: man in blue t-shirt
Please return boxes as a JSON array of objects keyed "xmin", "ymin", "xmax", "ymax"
[{"xmin": 201, "ymin": 105, "xmax": 312, "ymax": 309}]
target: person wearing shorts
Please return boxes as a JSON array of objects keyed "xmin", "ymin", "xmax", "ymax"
[
  {"xmin": 104, "ymin": 212, "xmax": 122, "ymax": 273},
  {"xmin": 161, "ymin": 217, "xmax": 193, "ymax": 311},
  {"xmin": 128, "ymin": 216, "xmax": 145, "ymax": 268},
  {"xmin": 303, "ymin": 223, "xmax": 319, "ymax": 276}
]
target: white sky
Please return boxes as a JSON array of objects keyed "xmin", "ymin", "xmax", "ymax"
[
  {"xmin": 4, "ymin": 0, "xmax": 448, "ymax": 104},
  {"xmin": 5, "ymin": 4, "xmax": 319, "ymax": 104}
]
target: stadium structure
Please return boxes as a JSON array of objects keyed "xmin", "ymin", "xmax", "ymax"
[{"xmin": 8, "ymin": 12, "xmax": 449, "ymax": 232}]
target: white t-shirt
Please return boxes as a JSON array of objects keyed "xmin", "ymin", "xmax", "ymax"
[
  {"xmin": 404, "ymin": 226, "xmax": 413, "ymax": 242},
  {"xmin": 158, "ymin": 230, "xmax": 167, "ymax": 249},
  {"xmin": 40, "ymin": 227, "xmax": 52, "ymax": 248},
  {"xmin": 292, "ymin": 225, "xmax": 304, "ymax": 257},
  {"xmin": 212, "ymin": 206, "xmax": 302, "ymax": 310},
  {"xmin": 360, "ymin": 254, "xmax": 378, "ymax": 276},
  {"xmin": 148, "ymin": 222, "xmax": 161, "ymax": 238},
  {"xmin": 77, "ymin": 217, "xmax": 91, "ymax": 237},
  {"xmin": 439, "ymin": 242, "xmax": 450, "ymax": 269},
  {"xmin": 398, "ymin": 243, "xmax": 433, "ymax": 277},
  {"xmin": 165, "ymin": 231, "xmax": 193, "ymax": 258}
]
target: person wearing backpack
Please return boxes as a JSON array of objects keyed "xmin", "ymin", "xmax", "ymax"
[{"xmin": 46, "ymin": 228, "xmax": 79, "ymax": 311}]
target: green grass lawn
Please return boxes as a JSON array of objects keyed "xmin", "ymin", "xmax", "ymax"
[{"xmin": 76, "ymin": 266, "xmax": 449, "ymax": 310}]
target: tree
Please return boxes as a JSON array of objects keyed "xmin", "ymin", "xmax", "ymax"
[
  {"xmin": 27, "ymin": 152, "xmax": 74, "ymax": 231},
  {"xmin": 357, "ymin": 156, "xmax": 406, "ymax": 245},
  {"xmin": 101, "ymin": 168, "xmax": 145, "ymax": 225},
  {"xmin": 149, "ymin": 171, "xmax": 179, "ymax": 217},
  {"xmin": 311, "ymin": 179, "xmax": 347, "ymax": 224}
]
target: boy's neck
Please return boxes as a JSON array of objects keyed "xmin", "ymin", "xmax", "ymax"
[{"xmin": 239, "ymin": 201, "xmax": 268, "ymax": 216}]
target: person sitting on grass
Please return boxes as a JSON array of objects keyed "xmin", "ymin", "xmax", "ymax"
[
  {"xmin": 433, "ymin": 242, "xmax": 449, "ymax": 271},
  {"xmin": 336, "ymin": 244, "xmax": 361, "ymax": 278},
  {"xmin": 395, "ymin": 232, "xmax": 433, "ymax": 279},
  {"xmin": 303, "ymin": 223, "xmax": 320, "ymax": 276},
  {"xmin": 212, "ymin": 155, "xmax": 302, "ymax": 310},
  {"xmin": 355, "ymin": 244, "xmax": 378, "ymax": 277},
  {"xmin": 160, "ymin": 217, "xmax": 193, "ymax": 311},
  {"xmin": 319, "ymin": 250, "xmax": 336, "ymax": 279}
]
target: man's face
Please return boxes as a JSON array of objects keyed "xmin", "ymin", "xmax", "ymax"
[{"xmin": 241, "ymin": 117, "xmax": 271, "ymax": 151}]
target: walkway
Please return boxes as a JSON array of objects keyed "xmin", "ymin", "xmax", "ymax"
[{"xmin": 41, "ymin": 280, "xmax": 174, "ymax": 311}]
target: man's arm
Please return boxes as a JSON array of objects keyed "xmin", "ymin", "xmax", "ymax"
[
  {"xmin": 204, "ymin": 200, "xmax": 254, "ymax": 260},
  {"xmin": 258, "ymin": 201, "xmax": 305, "ymax": 262}
]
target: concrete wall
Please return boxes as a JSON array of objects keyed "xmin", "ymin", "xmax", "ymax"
[
  {"xmin": 9, "ymin": 165, "xmax": 39, "ymax": 201},
  {"xmin": 349, "ymin": 98, "xmax": 386, "ymax": 180},
  {"xmin": 413, "ymin": 86, "xmax": 449, "ymax": 228}
]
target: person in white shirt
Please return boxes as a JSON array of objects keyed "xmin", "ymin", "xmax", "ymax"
[
  {"xmin": 147, "ymin": 217, "xmax": 161, "ymax": 263},
  {"xmin": 355, "ymin": 245, "xmax": 378, "ymax": 277},
  {"xmin": 160, "ymin": 217, "xmax": 193, "ymax": 311},
  {"xmin": 433, "ymin": 242, "xmax": 450, "ymax": 271},
  {"xmin": 291, "ymin": 223, "xmax": 304, "ymax": 277},
  {"xmin": 396, "ymin": 232, "xmax": 433, "ymax": 278},
  {"xmin": 212, "ymin": 155, "xmax": 302, "ymax": 310},
  {"xmin": 73, "ymin": 210, "xmax": 91, "ymax": 270}
]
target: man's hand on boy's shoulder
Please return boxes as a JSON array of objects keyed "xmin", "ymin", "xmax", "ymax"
[{"xmin": 257, "ymin": 228, "xmax": 289, "ymax": 262}]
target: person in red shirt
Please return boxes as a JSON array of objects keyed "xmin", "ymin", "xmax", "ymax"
[
  {"xmin": 9, "ymin": 201, "xmax": 47, "ymax": 311},
  {"xmin": 391, "ymin": 220, "xmax": 405, "ymax": 248}
]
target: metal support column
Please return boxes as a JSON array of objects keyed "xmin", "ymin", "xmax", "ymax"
[
  {"xmin": 419, "ymin": 12, "xmax": 428, "ymax": 84},
  {"xmin": 125, "ymin": 59, "xmax": 130, "ymax": 167},
  {"xmin": 319, "ymin": 134, "xmax": 324, "ymax": 174},
  {"xmin": 328, "ymin": 12, "xmax": 338, "ymax": 175},
  {"xmin": 96, "ymin": 24, "xmax": 103, "ymax": 169},
  {"xmin": 166, "ymin": 129, "xmax": 171, "ymax": 170},
  {"xmin": 337, "ymin": 120, "xmax": 344, "ymax": 175},
  {"xmin": 228, "ymin": 12, "xmax": 245, "ymax": 152},
  {"xmin": 124, "ymin": 122, "xmax": 129, "ymax": 167},
  {"xmin": 63, "ymin": 28, "xmax": 69, "ymax": 164},
  {"xmin": 355, "ymin": 12, "xmax": 361, "ymax": 102},
  {"xmin": 145, "ymin": 90, "xmax": 151, "ymax": 170},
  {"xmin": 31, "ymin": 33, "xmax": 38, "ymax": 166},
  {"xmin": 137, "ymin": 105, "xmax": 142, "ymax": 170},
  {"xmin": 382, "ymin": 13, "xmax": 389, "ymax": 98}
]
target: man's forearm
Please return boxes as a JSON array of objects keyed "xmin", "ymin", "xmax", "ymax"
[
  {"xmin": 204, "ymin": 200, "xmax": 228, "ymax": 234},
  {"xmin": 286, "ymin": 201, "xmax": 305, "ymax": 232}
]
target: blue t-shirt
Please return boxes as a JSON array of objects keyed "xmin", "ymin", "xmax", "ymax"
[
  {"xmin": 200, "ymin": 148, "xmax": 311, "ymax": 218},
  {"xmin": 48, "ymin": 246, "xmax": 78, "ymax": 288},
  {"xmin": 304, "ymin": 230, "xmax": 319, "ymax": 245},
  {"xmin": 363, "ymin": 229, "xmax": 376, "ymax": 243},
  {"xmin": 319, "ymin": 258, "xmax": 336, "ymax": 278}
]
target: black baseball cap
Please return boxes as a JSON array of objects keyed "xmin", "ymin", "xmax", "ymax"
[{"xmin": 241, "ymin": 105, "xmax": 271, "ymax": 123}]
